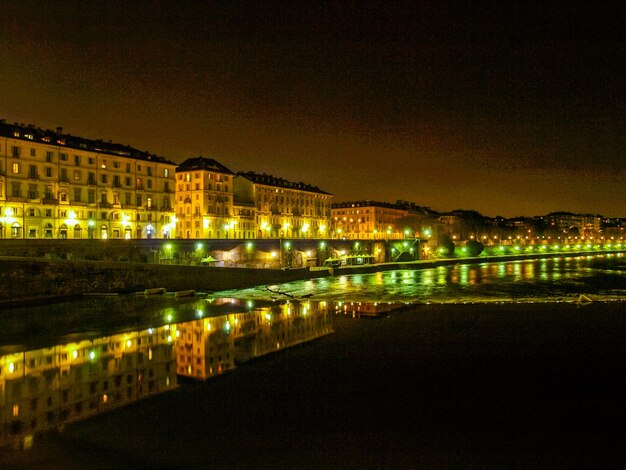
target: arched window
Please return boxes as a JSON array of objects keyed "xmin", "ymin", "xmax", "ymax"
[
  {"xmin": 59, "ymin": 224, "xmax": 68, "ymax": 239},
  {"xmin": 100, "ymin": 225, "xmax": 108, "ymax": 239},
  {"xmin": 44, "ymin": 223, "xmax": 53, "ymax": 238},
  {"xmin": 74, "ymin": 224, "xmax": 82, "ymax": 239},
  {"xmin": 11, "ymin": 222, "xmax": 22, "ymax": 239},
  {"xmin": 124, "ymin": 226, "xmax": 132, "ymax": 239}
]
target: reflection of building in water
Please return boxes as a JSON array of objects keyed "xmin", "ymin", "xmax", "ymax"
[
  {"xmin": 0, "ymin": 324, "xmax": 177, "ymax": 449},
  {"xmin": 176, "ymin": 302, "xmax": 333, "ymax": 380}
]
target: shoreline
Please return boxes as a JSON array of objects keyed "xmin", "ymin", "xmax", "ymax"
[{"xmin": 1, "ymin": 249, "xmax": 624, "ymax": 307}]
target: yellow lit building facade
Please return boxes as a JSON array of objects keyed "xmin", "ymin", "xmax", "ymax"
[
  {"xmin": 234, "ymin": 172, "xmax": 332, "ymax": 239},
  {"xmin": 0, "ymin": 121, "xmax": 177, "ymax": 240},
  {"xmin": 331, "ymin": 201, "xmax": 410, "ymax": 239},
  {"xmin": 174, "ymin": 157, "xmax": 252, "ymax": 239}
]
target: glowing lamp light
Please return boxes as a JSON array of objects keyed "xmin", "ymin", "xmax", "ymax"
[
  {"xmin": 319, "ymin": 225, "xmax": 326, "ymax": 233},
  {"xmin": 89, "ymin": 351, "xmax": 96, "ymax": 360},
  {"xmin": 196, "ymin": 242, "xmax": 203, "ymax": 250},
  {"xmin": 246, "ymin": 241, "xmax": 254, "ymax": 250},
  {"xmin": 270, "ymin": 251, "xmax": 277, "ymax": 258},
  {"xmin": 301, "ymin": 223, "xmax": 309, "ymax": 233},
  {"xmin": 284, "ymin": 241, "xmax": 291, "ymax": 249},
  {"xmin": 8, "ymin": 362, "xmax": 15, "ymax": 373},
  {"xmin": 319, "ymin": 241, "xmax": 326, "ymax": 249}
]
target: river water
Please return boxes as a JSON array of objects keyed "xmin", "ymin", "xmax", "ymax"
[
  {"xmin": 218, "ymin": 253, "xmax": 626, "ymax": 303},
  {"xmin": 1, "ymin": 254, "xmax": 626, "ymax": 466}
]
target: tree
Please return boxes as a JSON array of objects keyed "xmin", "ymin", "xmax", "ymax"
[
  {"xmin": 437, "ymin": 234, "xmax": 455, "ymax": 257},
  {"xmin": 465, "ymin": 239, "xmax": 485, "ymax": 256}
]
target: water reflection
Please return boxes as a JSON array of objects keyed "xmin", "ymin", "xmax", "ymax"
[
  {"xmin": 0, "ymin": 300, "xmax": 332, "ymax": 449},
  {"xmin": 219, "ymin": 254, "xmax": 626, "ymax": 303}
]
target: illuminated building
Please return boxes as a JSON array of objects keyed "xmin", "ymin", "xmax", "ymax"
[
  {"xmin": 0, "ymin": 120, "xmax": 177, "ymax": 239},
  {"xmin": 234, "ymin": 172, "xmax": 332, "ymax": 239},
  {"xmin": 331, "ymin": 201, "xmax": 411, "ymax": 239},
  {"xmin": 174, "ymin": 157, "xmax": 246, "ymax": 239},
  {"xmin": 0, "ymin": 324, "xmax": 177, "ymax": 448}
]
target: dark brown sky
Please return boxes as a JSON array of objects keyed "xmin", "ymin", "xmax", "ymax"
[{"xmin": 1, "ymin": 1, "xmax": 624, "ymax": 217}]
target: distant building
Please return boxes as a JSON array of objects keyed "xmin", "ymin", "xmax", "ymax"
[
  {"xmin": 332, "ymin": 201, "xmax": 409, "ymax": 239},
  {"xmin": 234, "ymin": 172, "xmax": 332, "ymax": 239},
  {"xmin": 0, "ymin": 120, "xmax": 177, "ymax": 239}
]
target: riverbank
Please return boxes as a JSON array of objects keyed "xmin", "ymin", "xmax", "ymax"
[
  {"xmin": 3, "ymin": 301, "xmax": 625, "ymax": 469},
  {"xmin": 1, "ymin": 250, "xmax": 624, "ymax": 306}
]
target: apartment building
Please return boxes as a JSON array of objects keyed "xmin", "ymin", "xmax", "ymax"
[
  {"xmin": 174, "ymin": 157, "xmax": 243, "ymax": 239},
  {"xmin": 331, "ymin": 201, "xmax": 410, "ymax": 239},
  {"xmin": 234, "ymin": 172, "xmax": 332, "ymax": 239},
  {"xmin": 0, "ymin": 120, "xmax": 176, "ymax": 240}
]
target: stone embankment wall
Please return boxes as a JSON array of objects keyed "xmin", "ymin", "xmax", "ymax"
[{"xmin": 0, "ymin": 257, "xmax": 329, "ymax": 305}]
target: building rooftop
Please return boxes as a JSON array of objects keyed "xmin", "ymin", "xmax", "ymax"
[
  {"xmin": 238, "ymin": 171, "xmax": 331, "ymax": 195},
  {"xmin": 176, "ymin": 157, "xmax": 235, "ymax": 175},
  {"xmin": 0, "ymin": 119, "xmax": 176, "ymax": 165}
]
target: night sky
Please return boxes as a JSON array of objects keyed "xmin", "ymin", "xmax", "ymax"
[{"xmin": 1, "ymin": 1, "xmax": 624, "ymax": 217}]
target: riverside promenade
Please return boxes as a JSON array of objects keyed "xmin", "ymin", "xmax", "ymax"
[{"xmin": 1, "ymin": 249, "xmax": 625, "ymax": 306}]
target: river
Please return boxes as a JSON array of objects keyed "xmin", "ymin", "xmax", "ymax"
[{"xmin": 1, "ymin": 254, "xmax": 625, "ymax": 468}]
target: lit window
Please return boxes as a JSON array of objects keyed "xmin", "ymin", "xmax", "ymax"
[{"xmin": 12, "ymin": 162, "xmax": 20, "ymax": 173}]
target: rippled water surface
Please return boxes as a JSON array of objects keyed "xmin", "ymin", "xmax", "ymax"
[{"xmin": 217, "ymin": 254, "xmax": 626, "ymax": 303}]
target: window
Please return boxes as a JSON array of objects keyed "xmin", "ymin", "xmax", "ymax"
[
  {"xmin": 126, "ymin": 163, "xmax": 131, "ymax": 172},
  {"xmin": 60, "ymin": 153, "xmax": 68, "ymax": 161},
  {"xmin": 30, "ymin": 148, "xmax": 36, "ymax": 157},
  {"xmin": 136, "ymin": 178, "xmax": 143, "ymax": 189},
  {"xmin": 45, "ymin": 209, "xmax": 52, "ymax": 217},
  {"xmin": 113, "ymin": 161, "xmax": 120, "ymax": 168},
  {"xmin": 88, "ymin": 190, "xmax": 95, "ymax": 203},
  {"xmin": 101, "ymin": 193, "xmax": 107, "ymax": 204},
  {"xmin": 88, "ymin": 172, "xmax": 96, "ymax": 185},
  {"xmin": 164, "ymin": 168, "xmax": 169, "ymax": 177},
  {"xmin": 101, "ymin": 174, "xmax": 107, "ymax": 184},
  {"xmin": 125, "ymin": 176, "xmax": 131, "ymax": 186},
  {"xmin": 73, "ymin": 170, "xmax": 81, "ymax": 180},
  {"xmin": 147, "ymin": 197, "xmax": 152, "ymax": 209},
  {"xmin": 74, "ymin": 188, "xmax": 82, "ymax": 202},
  {"xmin": 125, "ymin": 193, "xmax": 131, "ymax": 205},
  {"xmin": 12, "ymin": 162, "xmax": 21, "ymax": 174},
  {"xmin": 60, "ymin": 193, "xmax": 67, "ymax": 202},
  {"xmin": 60, "ymin": 168, "xmax": 68, "ymax": 181},
  {"xmin": 29, "ymin": 165, "xmax": 38, "ymax": 179},
  {"xmin": 74, "ymin": 155, "xmax": 81, "ymax": 166},
  {"xmin": 147, "ymin": 179, "xmax": 152, "ymax": 189},
  {"xmin": 101, "ymin": 160, "xmax": 106, "ymax": 169},
  {"xmin": 11, "ymin": 145, "xmax": 20, "ymax": 157},
  {"xmin": 113, "ymin": 175, "xmax": 120, "ymax": 187},
  {"xmin": 11, "ymin": 183, "xmax": 21, "ymax": 197},
  {"xmin": 88, "ymin": 157, "xmax": 95, "ymax": 164},
  {"xmin": 136, "ymin": 195, "xmax": 142, "ymax": 206},
  {"xmin": 137, "ymin": 165, "xmax": 142, "ymax": 172},
  {"xmin": 46, "ymin": 151, "xmax": 53, "ymax": 162},
  {"xmin": 147, "ymin": 167, "xmax": 152, "ymax": 176},
  {"xmin": 45, "ymin": 167, "xmax": 52, "ymax": 177},
  {"xmin": 28, "ymin": 184, "xmax": 38, "ymax": 199}
]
